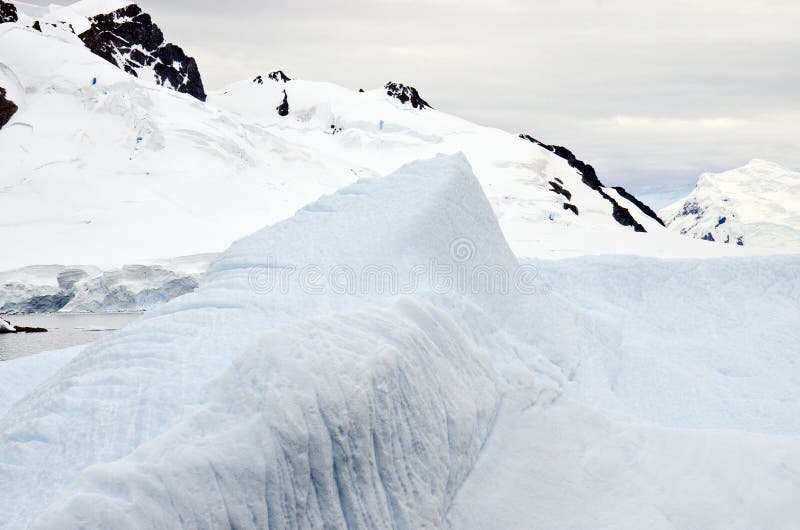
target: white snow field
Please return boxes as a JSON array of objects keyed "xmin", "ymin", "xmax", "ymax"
[
  {"xmin": 661, "ymin": 159, "xmax": 800, "ymax": 252},
  {"xmin": 0, "ymin": 2, "xmax": 766, "ymax": 277},
  {"xmin": 1, "ymin": 155, "xmax": 799, "ymax": 529}
]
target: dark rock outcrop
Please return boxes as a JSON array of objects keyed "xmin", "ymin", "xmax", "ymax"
[
  {"xmin": 0, "ymin": 317, "xmax": 47, "ymax": 333},
  {"xmin": 612, "ymin": 186, "xmax": 665, "ymax": 226},
  {"xmin": 0, "ymin": 0, "xmax": 17, "ymax": 23},
  {"xmin": 604, "ymin": 195, "xmax": 646, "ymax": 232},
  {"xmin": 563, "ymin": 203, "xmax": 579, "ymax": 215},
  {"xmin": 79, "ymin": 4, "xmax": 206, "ymax": 101},
  {"xmin": 32, "ymin": 20, "xmax": 41, "ymax": 32},
  {"xmin": 548, "ymin": 180, "xmax": 572, "ymax": 201},
  {"xmin": 276, "ymin": 90, "xmax": 289, "ymax": 116},
  {"xmin": 520, "ymin": 133, "xmax": 647, "ymax": 232},
  {"xmin": 0, "ymin": 87, "xmax": 18, "ymax": 129},
  {"xmin": 385, "ymin": 82, "xmax": 431, "ymax": 109},
  {"xmin": 520, "ymin": 134, "xmax": 605, "ymax": 190},
  {"xmin": 253, "ymin": 70, "xmax": 291, "ymax": 85},
  {"xmin": 269, "ymin": 70, "xmax": 290, "ymax": 83}
]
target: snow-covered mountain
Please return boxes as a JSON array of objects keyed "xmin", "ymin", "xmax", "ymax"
[
  {"xmin": 661, "ymin": 159, "xmax": 800, "ymax": 252},
  {"xmin": 2, "ymin": 2, "xmax": 800, "ymax": 528},
  {"xmin": 1, "ymin": 0, "xmax": 750, "ymax": 283}
]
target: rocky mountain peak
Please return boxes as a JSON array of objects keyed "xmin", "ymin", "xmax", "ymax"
[
  {"xmin": 253, "ymin": 70, "xmax": 291, "ymax": 84},
  {"xmin": 384, "ymin": 82, "xmax": 431, "ymax": 109},
  {"xmin": 79, "ymin": 3, "xmax": 206, "ymax": 101}
]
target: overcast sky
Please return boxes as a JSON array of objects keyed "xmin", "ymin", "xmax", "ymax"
[{"xmin": 40, "ymin": 0, "xmax": 800, "ymax": 204}]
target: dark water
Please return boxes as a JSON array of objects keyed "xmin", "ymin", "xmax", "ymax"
[{"xmin": 0, "ymin": 313, "xmax": 141, "ymax": 361}]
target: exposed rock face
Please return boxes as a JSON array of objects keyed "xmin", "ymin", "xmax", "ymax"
[
  {"xmin": 548, "ymin": 180, "xmax": 572, "ymax": 201},
  {"xmin": 0, "ymin": 0, "xmax": 17, "ymax": 23},
  {"xmin": 276, "ymin": 89, "xmax": 289, "ymax": 116},
  {"xmin": 385, "ymin": 82, "xmax": 432, "ymax": 109},
  {"xmin": 612, "ymin": 186, "xmax": 665, "ymax": 226},
  {"xmin": 253, "ymin": 70, "xmax": 291, "ymax": 84},
  {"xmin": 520, "ymin": 134, "xmax": 605, "ymax": 190},
  {"xmin": 269, "ymin": 70, "xmax": 290, "ymax": 83},
  {"xmin": 520, "ymin": 134, "xmax": 647, "ymax": 232},
  {"xmin": 563, "ymin": 202, "xmax": 579, "ymax": 215},
  {"xmin": 0, "ymin": 87, "xmax": 18, "ymax": 129},
  {"xmin": 79, "ymin": 4, "xmax": 206, "ymax": 101}
]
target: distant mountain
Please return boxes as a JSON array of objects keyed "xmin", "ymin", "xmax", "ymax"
[{"xmin": 660, "ymin": 159, "xmax": 800, "ymax": 252}]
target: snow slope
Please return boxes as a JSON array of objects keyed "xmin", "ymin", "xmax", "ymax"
[
  {"xmin": 448, "ymin": 254, "xmax": 800, "ymax": 529},
  {"xmin": 661, "ymin": 159, "xmax": 800, "ymax": 252},
  {"xmin": 448, "ymin": 397, "xmax": 800, "ymax": 530},
  {"xmin": 0, "ymin": 10, "xmax": 355, "ymax": 270},
  {"xmin": 2, "ymin": 155, "xmax": 799, "ymax": 529},
  {"xmin": 0, "ymin": 0, "xmax": 751, "ymax": 279}
]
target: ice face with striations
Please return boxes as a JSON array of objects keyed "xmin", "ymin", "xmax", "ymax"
[{"xmin": 0, "ymin": 154, "xmax": 535, "ymax": 528}]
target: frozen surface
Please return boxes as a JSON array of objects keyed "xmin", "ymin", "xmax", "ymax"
[
  {"xmin": 2, "ymin": 3, "xmax": 799, "ymax": 528},
  {"xmin": 0, "ymin": 152, "xmax": 798, "ymax": 528},
  {"xmin": 3, "ymin": 153, "xmax": 799, "ymax": 529},
  {"xmin": 0, "ymin": 154, "xmax": 522, "ymax": 528},
  {"xmin": 533, "ymin": 254, "xmax": 800, "ymax": 433},
  {"xmin": 0, "ymin": 344, "xmax": 85, "ymax": 415},
  {"xmin": 448, "ymin": 398, "xmax": 800, "ymax": 530}
]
